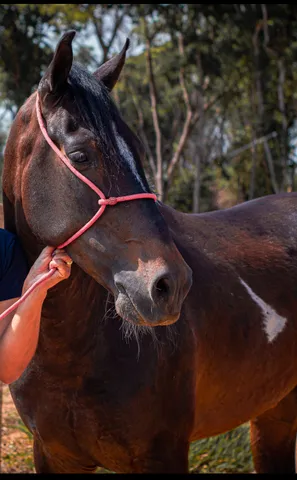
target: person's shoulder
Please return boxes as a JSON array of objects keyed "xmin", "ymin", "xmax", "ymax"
[
  {"xmin": 0, "ymin": 229, "xmax": 29, "ymax": 300},
  {"xmin": 0, "ymin": 228, "xmax": 25, "ymax": 272},
  {"xmin": 0, "ymin": 228, "xmax": 18, "ymax": 250}
]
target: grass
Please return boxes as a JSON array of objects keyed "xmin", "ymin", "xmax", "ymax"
[{"xmin": 189, "ymin": 424, "xmax": 253, "ymax": 473}]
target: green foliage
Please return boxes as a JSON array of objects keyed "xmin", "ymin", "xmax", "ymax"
[
  {"xmin": 189, "ymin": 424, "xmax": 253, "ymax": 473},
  {"xmin": 14, "ymin": 419, "xmax": 33, "ymax": 440},
  {"xmin": 1, "ymin": 4, "xmax": 297, "ymax": 210},
  {"xmin": 166, "ymin": 166, "xmax": 195, "ymax": 213},
  {"xmin": 0, "ymin": 5, "xmax": 54, "ymax": 109}
]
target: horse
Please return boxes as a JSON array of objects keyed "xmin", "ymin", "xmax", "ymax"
[{"xmin": 2, "ymin": 30, "xmax": 297, "ymax": 474}]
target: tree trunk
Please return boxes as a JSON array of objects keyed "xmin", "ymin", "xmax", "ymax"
[
  {"xmin": 249, "ymin": 140, "xmax": 257, "ymax": 200},
  {"xmin": 92, "ymin": 5, "xmax": 127, "ymax": 63},
  {"xmin": 252, "ymin": 25, "xmax": 279, "ymax": 194},
  {"xmin": 166, "ymin": 33, "xmax": 194, "ymax": 191},
  {"xmin": 277, "ymin": 57, "xmax": 288, "ymax": 191},
  {"xmin": 142, "ymin": 18, "xmax": 163, "ymax": 200},
  {"xmin": 192, "ymin": 145, "xmax": 201, "ymax": 213}
]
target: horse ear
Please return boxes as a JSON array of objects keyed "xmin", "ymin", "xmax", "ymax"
[
  {"xmin": 38, "ymin": 30, "xmax": 76, "ymax": 104},
  {"xmin": 93, "ymin": 38, "xmax": 130, "ymax": 91}
]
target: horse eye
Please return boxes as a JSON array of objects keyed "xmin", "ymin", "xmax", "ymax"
[{"xmin": 68, "ymin": 151, "xmax": 88, "ymax": 163}]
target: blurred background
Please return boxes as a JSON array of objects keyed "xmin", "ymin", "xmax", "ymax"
[
  {"xmin": 1, "ymin": 3, "xmax": 297, "ymax": 473},
  {"xmin": 1, "ymin": 4, "xmax": 297, "ymax": 211}
]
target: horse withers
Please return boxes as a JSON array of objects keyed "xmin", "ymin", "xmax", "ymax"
[{"xmin": 3, "ymin": 31, "xmax": 297, "ymax": 473}]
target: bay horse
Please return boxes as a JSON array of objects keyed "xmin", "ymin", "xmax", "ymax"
[{"xmin": 2, "ymin": 31, "xmax": 297, "ymax": 474}]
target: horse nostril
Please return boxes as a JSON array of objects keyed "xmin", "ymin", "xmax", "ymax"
[
  {"xmin": 115, "ymin": 281, "xmax": 126, "ymax": 295},
  {"xmin": 152, "ymin": 275, "xmax": 172, "ymax": 304},
  {"xmin": 155, "ymin": 277, "xmax": 170, "ymax": 296}
]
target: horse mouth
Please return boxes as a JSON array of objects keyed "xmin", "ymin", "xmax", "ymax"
[{"xmin": 115, "ymin": 291, "xmax": 180, "ymax": 327}]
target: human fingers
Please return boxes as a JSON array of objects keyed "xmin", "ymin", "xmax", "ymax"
[
  {"xmin": 41, "ymin": 261, "xmax": 72, "ymax": 291},
  {"xmin": 49, "ymin": 257, "xmax": 72, "ymax": 280},
  {"xmin": 28, "ymin": 246, "xmax": 57, "ymax": 279},
  {"xmin": 40, "ymin": 246, "xmax": 56, "ymax": 259},
  {"xmin": 36, "ymin": 246, "xmax": 66, "ymax": 269},
  {"xmin": 51, "ymin": 248, "xmax": 65, "ymax": 257},
  {"xmin": 35, "ymin": 246, "xmax": 56, "ymax": 266},
  {"xmin": 23, "ymin": 248, "xmax": 71, "ymax": 294},
  {"xmin": 51, "ymin": 251, "xmax": 72, "ymax": 266}
]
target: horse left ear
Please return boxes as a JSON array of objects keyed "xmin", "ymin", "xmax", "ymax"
[
  {"xmin": 38, "ymin": 30, "xmax": 76, "ymax": 105},
  {"xmin": 93, "ymin": 38, "xmax": 130, "ymax": 91}
]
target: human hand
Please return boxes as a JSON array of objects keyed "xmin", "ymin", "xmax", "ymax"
[{"xmin": 23, "ymin": 246, "xmax": 73, "ymax": 296}]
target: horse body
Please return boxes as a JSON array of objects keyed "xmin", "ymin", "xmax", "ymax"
[
  {"xmin": 3, "ymin": 31, "xmax": 297, "ymax": 473},
  {"xmin": 6, "ymin": 193, "xmax": 297, "ymax": 473},
  {"xmin": 161, "ymin": 197, "xmax": 297, "ymax": 436}
]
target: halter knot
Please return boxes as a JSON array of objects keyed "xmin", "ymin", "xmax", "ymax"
[{"xmin": 99, "ymin": 197, "xmax": 118, "ymax": 206}]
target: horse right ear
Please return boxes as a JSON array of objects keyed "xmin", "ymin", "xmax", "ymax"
[
  {"xmin": 93, "ymin": 38, "xmax": 130, "ymax": 91},
  {"xmin": 38, "ymin": 30, "xmax": 76, "ymax": 106}
]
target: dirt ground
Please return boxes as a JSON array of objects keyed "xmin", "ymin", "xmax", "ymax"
[{"xmin": 0, "ymin": 383, "xmax": 35, "ymax": 473}]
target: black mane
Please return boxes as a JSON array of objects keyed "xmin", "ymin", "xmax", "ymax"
[
  {"xmin": 69, "ymin": 63, "xmax": 118, "ymax": 160},
  {"xmin": 68, "ymin": 63, "xmax": 149, "ymax": 191}
]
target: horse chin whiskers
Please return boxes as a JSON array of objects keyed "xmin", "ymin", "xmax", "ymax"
[
  {"xmin": 102, "ymin": 293, "xmax": 118, "ymax": 324},
  {"xmin": 119, "ymin": 318, "xmax": 158, "ymax": 360},
  {"xmin": 103, "ymin": 292, "xmax": 159, "ymax": 358},
  {"xmin": 108, "ymin": 291, "xmax": 179, "ymax": 357}
]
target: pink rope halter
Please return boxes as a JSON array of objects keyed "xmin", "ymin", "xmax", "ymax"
[{"xmin": 0, "ymin": 93, "xmax": 157, "ymax": 320}]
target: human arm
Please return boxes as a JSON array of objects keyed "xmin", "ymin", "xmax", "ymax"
[{"xmin": 0, "ymin": 246, "xmax": 72, "ymax": 384}]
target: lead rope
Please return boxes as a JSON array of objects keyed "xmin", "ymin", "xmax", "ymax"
[{"xmin": 0, "ymin": 93, "xmax": 157, "ymax": 321}]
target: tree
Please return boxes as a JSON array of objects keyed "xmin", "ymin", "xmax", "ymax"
[
  {"xmin": 1, "ymin": 4, "xmax": 297, "ymax": 213},
  {"xmin": 0, "ymin": 5, "xmax": 56, "ymax": 114}
]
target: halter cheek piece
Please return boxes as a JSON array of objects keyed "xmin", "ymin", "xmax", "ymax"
[{"xmin": 0, "ymin": 93, "xmax": 157, "ymax": 320}]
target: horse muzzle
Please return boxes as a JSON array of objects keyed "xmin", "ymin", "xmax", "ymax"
[{"xmin": 113, "ymin": 265, "xmax": 192, "ymax": 326}]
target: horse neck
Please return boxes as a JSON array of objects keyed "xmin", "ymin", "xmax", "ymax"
[
  {"xmin": 25, "ymin": 230, "xmax": 110, "ymax": 365},
  {"xmin": 33, "ymin": 269, "xmax": 110, "ymax": 375}
]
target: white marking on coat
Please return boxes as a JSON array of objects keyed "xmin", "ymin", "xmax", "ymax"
[
  {"xmin": 112, "ymin": 122, "xmax": 146, "ymax": 190},
  {"xmin": 114, "ymin": 126, "xmax": 134, "ymax": 165},
  {"xmin": 239, "ymin": 277, "xmax": 287, "ymax": 343},
  {"xmin": 89, "ymin": 237, "xmax": 106, "ymax": 253}
]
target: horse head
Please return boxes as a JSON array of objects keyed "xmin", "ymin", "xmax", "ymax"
[{"xmin": 3, "ymin": 30, "xmax": 192, "ymax": 327}]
